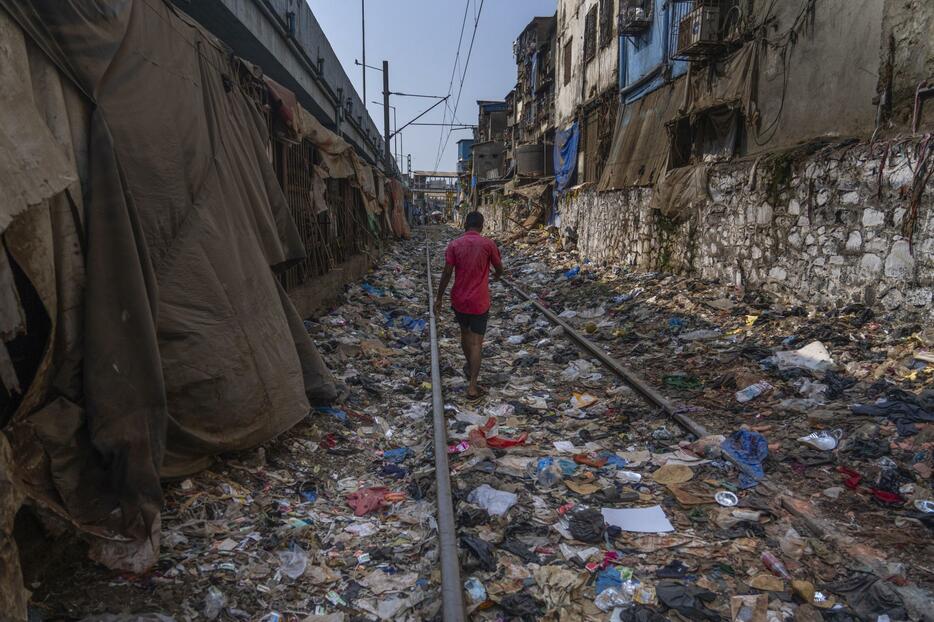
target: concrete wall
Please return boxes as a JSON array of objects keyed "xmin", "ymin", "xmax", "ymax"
[
  {"xmin": 554, "ymin": 139, "xmax": 933, "ymax": 315},
  {"xmin": 174, "ymin": 0, "xmax": 384, "ymax": 165},
  {"xmin": 555, "ymin": 0, "xmax": 619, "ymax": 127},
  {"xmin": 881, "ymin": 0, "xmax": 934, "ymax": 128},
  {"xmin": 747, "ymin": 0, "xmax": 884, "ymax": 154}
]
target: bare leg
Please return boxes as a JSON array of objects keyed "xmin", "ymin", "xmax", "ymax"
[
  {"xmin": 460, "ymin": 326, "xmax": 470, "ymax": 374},
  {"xmin": 466, "ymin": 331, "xmax": 484, "ymax": 398}
]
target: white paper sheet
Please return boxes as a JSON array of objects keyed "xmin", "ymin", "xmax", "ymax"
[{"xmin": 601, "ymin": 506, "xmax": 674, "ymax": 533}]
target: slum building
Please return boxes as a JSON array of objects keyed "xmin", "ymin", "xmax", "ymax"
[
  {"xmin": 0, "ymin": 0, "xmax": 409, "ymax": 617},
  {"xmin": 474, "ymin": 14, "xmax": 561, "ymax": 235},
  {"xmin": 471, "ymin": 100, "xmax": 511, "ymax": 211},
  {"xmin": 484, "ymin": 0, "xmax": 933, "ymax": 317}
]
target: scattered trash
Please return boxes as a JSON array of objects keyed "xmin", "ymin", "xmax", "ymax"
[
  {"xmin": 43, "ymin": 229, "xmax": 932, "ymax": 620},
  {"xmin": 276, "ymin": 543, "xmax": 308, "ymax": 580},
  {"xmin": 464, "ymin": 577, "xmax": 487, "ymax": 604},
  {"xmin": 720, "ymin": 430, "xmax": 769, "ymax": 488},
  {"xmin": 798, "ymin": 429, "xmax": 843, "ymax": 450},
  {"xmin": 714, "ymin": 491, "xmax": 739, "ymax": 506},
  {"xmin": 467, "ymin": 484, "xmax": 518, "ymax": 516},
  {"xmin": 203, "ymin": 586, "xmax": 227, "ymax": 621},
  {"xmin": 735, "ymin": 381, "xmax": 773, "ymax": 403},
  {"xmin": 602, "ymin": 506, "xmax": 674, "ymax": 534}
]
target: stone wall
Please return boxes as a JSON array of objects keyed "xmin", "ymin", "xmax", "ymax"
[{"xmin": 554, "ymin": 139, "xmax": 933, "ymax": 315}]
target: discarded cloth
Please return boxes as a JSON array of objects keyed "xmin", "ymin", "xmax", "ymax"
[{"xmin": 720, "ymin": 430, "xmax": 769, "ymax": 489}]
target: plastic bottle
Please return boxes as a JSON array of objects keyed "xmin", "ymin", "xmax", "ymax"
[
  {"xmin": 761, "ymin": 551, "xmax": 791, "ymax": 579},
  {"xmin": 736, "ymin": 381, "xmax": 773, "ymax": 403}
]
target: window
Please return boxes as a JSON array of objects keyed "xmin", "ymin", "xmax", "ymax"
[
  {"xmin": 668, "ymin": 106, "xmax": 744, "ymax": 168},
  {"xmin": 563, "ymin": 40, "xmax": 572, "ymax": 85},
  {"xmin": 584, "ymin": 6, "xmax": 598, "ymax": 62},
  {"xmin": 599, "ymin": 0, "xmax": 614, "ymax": 48}
]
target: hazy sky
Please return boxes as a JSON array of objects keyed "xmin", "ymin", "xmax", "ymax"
[{"xmin": 310, "ymin": 0, "xmax": 556, "ymax": 173}]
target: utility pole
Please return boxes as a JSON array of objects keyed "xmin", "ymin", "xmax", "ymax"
[
  {"xmin": 382, "ymin": 60, "xmax": 392, "ymax": 175},
  {"xmin": 361, "ymin": 0, "xmax": 366, "ymax": 106}
]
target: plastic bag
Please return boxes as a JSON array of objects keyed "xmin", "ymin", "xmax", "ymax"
[
  {"xmin": 464, "ymin": 577, "xmax": 487, "ymax": 604},
  {"xmin": 467, "ymin": 484, "xmax": 518, "ymax": 516},
  {"xmin": 277, "ymin": 543, "xmax": 309, "ymax": 579},
  {"xmin": 203, "ymin": 586, "xmax": 227, "ymax": 621}
]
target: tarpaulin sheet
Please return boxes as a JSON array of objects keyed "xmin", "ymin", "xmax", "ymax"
[
  {"xmin": 1, "ymin": 0, "xmax": 337, "ymax": 567},
  {"xmin": 295, "ymin": 105, "xmax": 355, "ymax": 179},
  {"xmin": 682, "ymin": 43, "xmax": 759, "ymax": 122},
  {"xmin": 554, "ymin": 122, "xmax": 579, "ymax": 194},
  {"xmin": 598, "ymin": 80, "xmax": 686, "ymax": 190},
  {"xmin": 0, "ymin": 12, "xmax": 75, "ymax": 232},
  {"xmin": 387, "ymin": 179, "xmax": 410, "ymax": 239},
  {"xmin": 651, "ymin": 164, "xmax": 709, "ymax": 221}
]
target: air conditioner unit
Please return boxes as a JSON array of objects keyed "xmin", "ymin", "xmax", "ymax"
[
  {"xmin": 675, "ymin": 4, "xmax": 722, "ymax": 60},
  {"xmin": 619, "ymin": 0, "xmax": 652, "ymax": 36}
]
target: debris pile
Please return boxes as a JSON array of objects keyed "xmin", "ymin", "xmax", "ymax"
[{"xmin": 29, "ymin": 227, "xmax": 932, "ymax": 621}]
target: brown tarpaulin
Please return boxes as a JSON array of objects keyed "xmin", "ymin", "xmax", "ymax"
[
  {"xmin": 650, "ymin": 164, "xmax": 709, "ymax": 221},
  {"xmin": 682, "ymin": 42, "xmax": 760, "ymax": 123},
  {"xmin": 0, "ymin": 0, "xmax": 337, "ymax": 570},
  {"xmin": 598, "ymin": 80, "xmax": 687, "ymax": 190},
  {"xmin": 387, "ymin": 179, "xmax": 411, "ymax": 239}
]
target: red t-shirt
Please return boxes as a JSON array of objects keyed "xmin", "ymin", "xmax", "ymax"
[{"xmin": 444, "ymin": 231, "xmax": 502, "ymax": 314}]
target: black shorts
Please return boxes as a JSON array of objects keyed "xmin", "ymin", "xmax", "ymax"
[{"xmin": 453, "ymin": 308, "xmax": 489, "ymax": 336}]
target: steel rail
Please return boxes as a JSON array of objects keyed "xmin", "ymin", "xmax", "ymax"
[
  {"xmin": 501, "ymin": 276, "xmax": 785, "ymax": 487},
  {"xmin": 501, "ymin": 277, "xmax": 709, "ymax": 439},
  {"xmin": 425, "ymin": 243, "xmax": 466, "ymax": 622}
]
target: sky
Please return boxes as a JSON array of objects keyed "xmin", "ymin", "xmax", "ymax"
[{"xmin": 310, "ymin": 0, "xmax": 557, "ymax": 173}]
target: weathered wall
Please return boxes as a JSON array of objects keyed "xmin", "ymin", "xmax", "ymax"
[
  {"xmin": 748, "ymin": 0, "xmax": 884, "ymax": 154},
  {"xmin": 556, "ymin": 140, "xmax": 933, "ymax": 314},
  {"xmin": 555, "ymin": 0, "xmax": 618, "ymax": 127},
  {"xmin": 880, "ymin": 0, "xmax": 934, "ymax": 128}
]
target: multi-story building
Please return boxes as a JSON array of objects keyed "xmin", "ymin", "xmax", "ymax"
[
  {"xmin": 554, "ymin": 0, "xmax": 620, "ymax": 187},
  {"xmin": 509, "ymin": 15, "xmax": 558, "ymax": 179}
]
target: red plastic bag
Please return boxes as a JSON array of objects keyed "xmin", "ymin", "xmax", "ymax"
[{"xmin": 836, "ymin": 466, "xmax": 861, "ymax": 490}]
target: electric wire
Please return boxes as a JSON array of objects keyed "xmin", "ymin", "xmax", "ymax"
[
  {"xmin": 433, "ymin": 0, "xmax": 486, "ymax": 171},
  {"xmin": 432, "ymin": 0, "xmax": 473, "ymax": 171}
]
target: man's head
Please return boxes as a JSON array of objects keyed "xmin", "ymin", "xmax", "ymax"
[{"xmin": 464, "ymin": 211, "xmax": 484, "ymax": 232}]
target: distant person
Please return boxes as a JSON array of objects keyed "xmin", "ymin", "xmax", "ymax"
[{"xmin": 434, "ymin": 211, "xmax": 504, "ymax": 400}]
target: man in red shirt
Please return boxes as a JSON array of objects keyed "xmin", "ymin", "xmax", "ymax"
[{"xmin": 434, "ymin": 212, "xmax": 504, "ymax": 399}]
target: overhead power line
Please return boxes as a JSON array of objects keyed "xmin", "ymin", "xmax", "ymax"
[
  {"xmin": 432, "ymin": 0, "xmax": 472, "ymax": 171},
  {"xmin": 434, "ymin": 0, "xmax": 485, "ymax": 171}
]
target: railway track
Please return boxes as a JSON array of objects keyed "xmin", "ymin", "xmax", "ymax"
[{"xmin": 423, "ymin": 235, "xmax": 931, "ymax": 620}]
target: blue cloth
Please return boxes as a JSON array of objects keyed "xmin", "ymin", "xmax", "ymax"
[
  {"xmin": 720, "ymin": 430, "xmax": 769, "ymax": 489},
  {"xmin": 361, "ymin": 283, "xmax": 384, "ymax": 297},
  {"xmin": 554, "ymin": 122, "xmax": 580, "ymax": 194},
  {"xmin": 601, "ymin": 453, "xmax": 629, "ymax": 469},
  {"xmin": 383, "ymin": 447, "xmax": 412, "ymax": 463},
  {"xmin": 315, "ymin": 407, "xmax": 348, "ymax": 424},
  {"xmin": 595, "ymin": 567, "xmax": 622, "ymax": 594}
]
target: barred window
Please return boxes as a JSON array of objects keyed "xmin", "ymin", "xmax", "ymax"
[
  {"xmin": 584, "ymin": 6, "xmax": 598, "ymax": 62},
  {"xmin": 563, "ymin": 40, "xmax": 573, "ymax": 85},
  {"xmin": 599, "ymin": 0, "xmax": 614, "ymax": 47}
]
